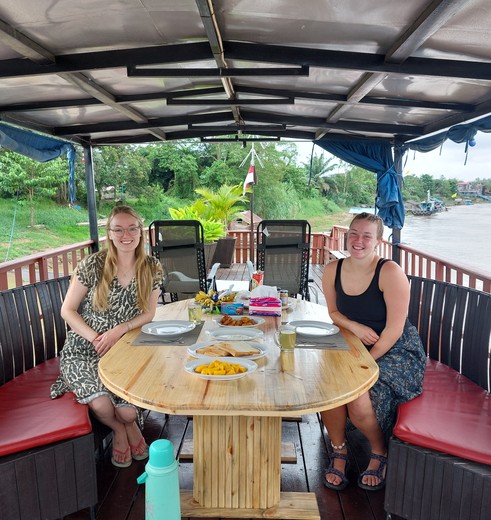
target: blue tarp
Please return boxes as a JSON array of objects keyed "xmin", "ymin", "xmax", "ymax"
[
  {"xmin": 0, "ymin": 123, "xmax": 77, "ymax": 204},
  {"xmin": 405, "ymin": 114, "xmax": 491, "ymax": 153},
  {"xmin": 314, "ymin": 139, "xmax": 405, "ymax": 229}
]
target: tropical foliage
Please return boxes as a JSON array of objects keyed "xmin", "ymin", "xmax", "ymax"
[
  {"xmin": 1, "ymin": 139, "xmax": 484, "ymax": 234},
  {"xmin": 169, "ymin": 184, "xmax": 247, "ymax": 242}
]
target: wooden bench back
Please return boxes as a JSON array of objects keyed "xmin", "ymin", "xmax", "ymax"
[
  {"xmin": 0, "ymin": 276, "xmax": 71, "ymax": 385},
  {"xmin": 408, "ymin": 276, "xmax": 491, "ymax": 392}
]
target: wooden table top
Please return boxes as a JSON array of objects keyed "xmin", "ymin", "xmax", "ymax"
[{"xmin": 99, "ymin": 299, "xmax": 379, "ymax": 417}]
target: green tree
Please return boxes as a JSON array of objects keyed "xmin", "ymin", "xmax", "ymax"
[
  {"xmin": 144, "ymin": 142, "xmax": 199, "ymax": 198},
  {"xmin": 199, "ymin": 160, "xmax": 238, "ymax": 190},
  {"xmin": 0, "ymin": 150, "xmax": 68, "ymax": 226},
  {"xmin": 401, "ymin": 174, "xmax": 426, "ymax": 202},
  {"xmin": 319, "ymin": 163, "xmax": 376, "ymax": 207},
  {"xmin": 93, "ymin": 145, "xmax": 150, "ymax": 203},
  {"xmin": 420, "ymin": 174, "xmax": 435, "ymax": 197},
  {"xmin": 303, "ymin": 152, "xmax": 339, "ymax": 195}
]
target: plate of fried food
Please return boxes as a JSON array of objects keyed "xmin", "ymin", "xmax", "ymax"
[
  {"xmin": 213, "ymin": 315, "xmax": 265, "ymax": 327},
  {"xmin": 188, "ymin": 340, "xmax": 266, "ymax": 360},
  {"xmin": 184, "ymin": 357, "xmax": 258, "ymax": 380}
]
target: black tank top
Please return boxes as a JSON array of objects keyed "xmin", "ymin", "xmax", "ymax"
[{"xmin": 334, "ymin": 258, "xmax": 390, "ymax": 336}]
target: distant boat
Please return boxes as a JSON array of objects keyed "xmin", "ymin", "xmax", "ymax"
[{"xmin": 406, "ymin": 191, "xmax": 446, "ymax": 216}]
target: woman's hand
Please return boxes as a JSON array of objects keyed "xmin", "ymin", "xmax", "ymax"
[
  {"xmin": 92, "ymin": 324, "xmax": 127, "ymax": 357},
  {"xmin": 351, "ymin": 323, "xmax": 380, "ymax": 346}
]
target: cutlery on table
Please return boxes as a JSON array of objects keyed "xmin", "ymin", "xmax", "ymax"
[{"xmin": 140, "ymin": 336, "xmax": 184, "ymax": 344}]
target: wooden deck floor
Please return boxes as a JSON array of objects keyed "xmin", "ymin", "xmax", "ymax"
[
  {"xmin": 66, "ymin": 412, "xmax": 389, "ymax": 520},
  {"xmin": 66, "ymin": 263, "xmax": 396, "ymax": 520}
]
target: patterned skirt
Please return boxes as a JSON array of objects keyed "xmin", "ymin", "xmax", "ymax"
[
  {"xmin": 368, "ymin": 320, "xmax": 426, "ymax": 436},
  {"xmin": 50, "ymin": 333, "xmax": 143, "ymax": 427}
]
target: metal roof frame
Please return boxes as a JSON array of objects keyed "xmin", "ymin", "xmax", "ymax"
[{"xmin": 0, "ymin": 0, "xmax": 490, "ymax": 148}]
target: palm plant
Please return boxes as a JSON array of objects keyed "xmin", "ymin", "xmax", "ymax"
[
  {"xmin": 169, "ymin": 184, "xmax": 247, "ymax": 243},
  {"xmin": 168, "ymin": 205, "xmax": 225, "ymax": 244},
  {"xmin": 194, "ymin": 184, "xmax": 247, "ymax": 229}
]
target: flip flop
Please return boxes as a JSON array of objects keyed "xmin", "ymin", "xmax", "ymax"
[
  {"xmin": 357, "ymin": 452, "xmax": 387, "ymax": 491},
  {"xmin": 130, "ymin": 437, "xmax": 149, "ymax": 461},
  {"xmin": 111, "ymin": 446, "xmax": 132, "ymax": 468},
  {"xmin": 323, "ymin": 451, "xmax": 349, "ymax": 491}
]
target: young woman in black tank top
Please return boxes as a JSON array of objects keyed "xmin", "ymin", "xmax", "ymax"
[{"xmin": 320, "ymin": 213, "xmax": 425, "ymax": 492}]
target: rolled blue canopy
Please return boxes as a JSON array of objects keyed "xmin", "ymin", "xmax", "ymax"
[
  {"xmin": 0, "ymin": 123, "xmax": 77, "ymax": 204},
  {"xmin": 315, "ymin": 139, "xmax": 405, "ymax": 229},
  {"xmin": 405, "ymin": 113, "xmax": 491, "ymax": 153}
]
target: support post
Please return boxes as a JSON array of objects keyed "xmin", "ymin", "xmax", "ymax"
[
  {"xmin": 249, "ymin": 183, "xmax": 255, "ymax": 263},
  {"xmin": 392, "ymin": 143, "xmax": 405, "ymax": 265},
  {"xmin": 84, "ymin": 145, "xmax": 99, "ymax": 252}
]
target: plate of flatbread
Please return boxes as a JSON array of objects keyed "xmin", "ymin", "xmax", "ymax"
[{"xmin": 188, "ymin": 340, "xmax": 266, "ymax": 360}]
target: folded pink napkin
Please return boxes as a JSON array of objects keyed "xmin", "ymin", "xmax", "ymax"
[{"xmin": 249, "ymin": 297, "xmax": 282, "ymax": 316}]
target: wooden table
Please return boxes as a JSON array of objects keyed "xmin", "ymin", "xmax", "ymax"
[{"xmin": 99, "ymin": 299, "xmax": 378, "ymax": 519}]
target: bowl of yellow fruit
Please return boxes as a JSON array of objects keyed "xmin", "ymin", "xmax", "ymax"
[{"xmin": 184, "ymin": 357, "xmax": 257, "ymax": 380}]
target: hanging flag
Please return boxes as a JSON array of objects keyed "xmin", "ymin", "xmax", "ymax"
[{"xmin": 242, "ymin": 155, "xmax": 256, "ymax": 195}]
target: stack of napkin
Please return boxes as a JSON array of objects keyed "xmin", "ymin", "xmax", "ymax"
[{"xmin": 248, "ymin": 285, "xmax": 281, "ymax": 316}]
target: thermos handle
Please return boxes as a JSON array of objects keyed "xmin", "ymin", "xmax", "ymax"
[{"xmin": 137, "ymin": 471, "xmax": 148, "ymax": 485}]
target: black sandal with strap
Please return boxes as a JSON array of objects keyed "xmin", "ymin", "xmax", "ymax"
[
  {"xmin": 357, "ymin": 452, "xmax": 387, "ymax": 491},
  {"xmin": 323, "ymin": 451, "xmax": 349, "ymax": 491}
]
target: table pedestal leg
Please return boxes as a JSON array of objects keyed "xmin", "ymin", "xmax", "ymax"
[
  {"xmin": 193, "ymin": 415, "xmax": 281, "ymax": 508},
  {"xmin": 180, "ymin": 415, "xmax": 320, "ymax": 519}
]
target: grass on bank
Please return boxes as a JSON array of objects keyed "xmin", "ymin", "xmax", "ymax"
[{"xmin": 0, "ymin": 198, "xmax": 353, "ymax": 262}]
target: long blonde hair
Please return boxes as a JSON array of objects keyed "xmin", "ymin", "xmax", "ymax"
[{"xmin": 93, "ymin": 205, "xmax": 161, "ymax": 312}]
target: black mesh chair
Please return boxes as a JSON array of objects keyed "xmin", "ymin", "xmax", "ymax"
[
  {"xmin": 149, "ymin": 220, "xmax": 219, "ymax": 303},
  {"xmin": 256, "ymin": 220, "xmax": 312, "ymax": 300}
]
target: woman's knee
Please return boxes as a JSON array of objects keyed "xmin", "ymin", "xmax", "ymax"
[
  {"xmin": 115, "ymin": 405, "xmax": 137, "ymax": 423},
  {"xmin": 88, "ymin": 396, "xmax": 114, "ymax": 418},
  {"xmin": 347, "ymin": 394, "xmax": 374, "ymax": 423}
]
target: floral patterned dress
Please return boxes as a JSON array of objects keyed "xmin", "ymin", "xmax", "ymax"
[{"xmin": 50, "ymin": 252, "xmax": 162, "ymax": 416}]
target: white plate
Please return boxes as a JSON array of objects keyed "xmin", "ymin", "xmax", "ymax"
[
  {"xmin": 289, "ymin": 320, "xmax": 340, "ymax": 337},
  {"xmin": 184, "ymin": 357, "xmax": 258, "ymax": 380},
  {"xmin": 213, "ymin": 315, "xmax": 265, "ymax": 328},
  {"xmin": 141, "ymin": 320, "xmax": 195, "ymax": 337},
  {"xmin": 209, "ymin": 328, "xmax": 264, "ymax": 341},
  {"xmin": 187, "ymin": 341, "xmax": 266, "ymax": 360}
]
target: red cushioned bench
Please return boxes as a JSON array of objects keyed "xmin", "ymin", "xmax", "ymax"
[
  {"xmin": 0, "ymin": 277, "xmax": 98, "ymax": 520},
  {"xmin": 0, "ymin": 358, "xmax": 92, "ymax": 456},
  {"xmin": 394, "ymin": 359, "xmax": 491, "ymax": 466},
  {"xmin": 384, "ymin": 277, "xmax": 491, "ymax": 520}
]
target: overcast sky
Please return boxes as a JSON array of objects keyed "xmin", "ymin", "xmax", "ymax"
[{"xmin": 295, "ymin": 131, "xmax": 491, "ymax": 182}]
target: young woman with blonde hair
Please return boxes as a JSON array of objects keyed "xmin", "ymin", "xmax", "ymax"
[{"xmin": 51, "ymin": 205, "xmax": 163, "ymax": 467}]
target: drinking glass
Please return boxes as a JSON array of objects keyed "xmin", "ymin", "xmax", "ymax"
[
  {"xmin": 188, "ymin": 302, "xmax": 202, "ymax": 324},
  {"xmin": 275, "ymin": 324, "xmax": 296, "ymax": 351}
]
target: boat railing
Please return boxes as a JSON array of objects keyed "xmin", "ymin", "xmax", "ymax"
[
  {"xmin": 1, "ymin": 227, "xmax": 490, "ymax": 293},
  {"xmin": 308, "ymin": 225, "xmax": 491, "ymax": 293}
]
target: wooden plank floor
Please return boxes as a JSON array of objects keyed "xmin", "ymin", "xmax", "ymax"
[
  {"xmin": 66, "ymin": 264, "xmax": 397, "ymax": 520},
  {"xmin": 66, "ymin": 412, "xmax": 391, "ymax": 520}
]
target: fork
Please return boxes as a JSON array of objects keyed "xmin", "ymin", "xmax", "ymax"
[{"xmin": 140, "ymin": 336, "xmax": 184, "ymax": 344}]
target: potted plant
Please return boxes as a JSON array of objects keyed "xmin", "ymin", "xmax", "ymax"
[
  {"xmin": 169, "ymin": 184, "xmax": 247, "ymax": 269},
  {"xmin": 194, "ymin": 185, "xmax": 248, "ymax": 267}
]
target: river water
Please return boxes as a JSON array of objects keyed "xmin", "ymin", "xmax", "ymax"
[{"xmin": 396, "ymin": 202, "xmax": 491, "ymax": 276}]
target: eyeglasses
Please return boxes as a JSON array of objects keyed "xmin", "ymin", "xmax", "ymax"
[{"xmin": 110, "ymin": 226, "xmax": 141, "ymax": 238}]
